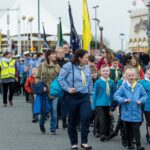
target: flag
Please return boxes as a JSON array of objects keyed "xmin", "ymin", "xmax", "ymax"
[
  {"xmin": 68, "ymin": 3, "xmax": 80, "ymax": 52},
  {"xmin": 82, "ymin": 0, "xmax": 92, "ymax": 51},
  {"xmin": 57, "ymin": 18, "xmax": 63, "ymax": 47},
  {"xmin": 0, "ymin": 31, "xmax": 2, "ymax": 51},
  {"xmin": 42, "ymin": 23, "xmax": 49, "ymax": 48}
]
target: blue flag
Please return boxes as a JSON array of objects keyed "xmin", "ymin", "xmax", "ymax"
[
  {"xmin": 69, "ymin": 3, "xmax": 80, "ymax": 52},
  {"xmin": 42, "ymin": 23, "xmax": 49, "ymax": 48}
]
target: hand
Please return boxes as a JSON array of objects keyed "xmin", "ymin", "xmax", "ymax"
[
  {"xmin": 68, "ymin": 88, "xmax": 76, "ymax": 94},
  {"xmin": 137, "ymin": 100, "xmax": 141, "ymax": 105},
  {"xmin": 109, "ymin": 111, "xmax": 113, "ymax": 117},
  {"xmin": 43, "ymin": 87, "xmax": 47, "ymax": 92},
  {"xmin": 15, "ymin": 77, "xmax": 18, "ymax": 82},
  {"xmin": 124, "ymin": 99, "xmax": 130, "ymax": 103}
]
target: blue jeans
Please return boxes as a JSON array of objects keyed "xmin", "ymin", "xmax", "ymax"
[{"xmin": 50, "ymin": 97, "xmax": 59, "ymax": 131}]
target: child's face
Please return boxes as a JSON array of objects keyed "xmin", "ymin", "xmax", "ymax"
[
  {"xmin": 130, "ymin": 59, "xmax": 137, "ymax": 67},
  {"xmin": 146, "ymin": 69, "xmax": 150, "ymax": 79},
  {"xmin": 112, "ymin": 61, "xmax": 119, "ymax": 68},
  {"xmin": 126, "ymin": 70, "xmax": 136, "ymax": 84},
  {"xmin": 32, "ymin": 68, "xmax": 37, "ymax": 77},
  {"xmin": 101, "ymin": 66, "xmax": 110, "ymax": 79}
]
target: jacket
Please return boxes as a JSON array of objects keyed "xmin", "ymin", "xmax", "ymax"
[
  {"xmin": 0, "ymin": 59, "xmax": 16, "ymax": 79},
  {"xmin": 92, "ymin": 78, "xmax": 115, "ymax": 109},
  {"xmin": 24, "ymin": 75, "xmax": 35, "ymax": 94},
  {"xmin": 139, "ymin": 79, "xmax": 150, "ymax": 112},
  {"xmin": 37, "ymin": 61, "xmax": 60, "ymax": 95},
  {"xmin": 34, "ymin": 81, "xmax": 51, "ymax": 114},
  {"xmin": 114, "ymin": 82, "xmax": 147, "ymax": 122}
]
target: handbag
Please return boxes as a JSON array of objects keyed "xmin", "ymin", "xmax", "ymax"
[
  {"xmin": 50, "ymin": 63, "xmax": 74, "ymax": 98},
  {"xmin": 50, "ymin": 76, "xmax": 64, "ymax": 98}
]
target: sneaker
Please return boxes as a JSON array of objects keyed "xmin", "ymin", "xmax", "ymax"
[{"xmin": 3, "ymin": 104, "xmax": 7, "ymax": 107}]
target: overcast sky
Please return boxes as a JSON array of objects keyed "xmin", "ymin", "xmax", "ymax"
[{"xmin": 0, "ymin": 0, "xmax": 146, "ymax": 50}]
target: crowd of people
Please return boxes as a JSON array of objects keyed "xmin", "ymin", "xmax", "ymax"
[{"xmin": 0, "ymin": 45, "xmax": 150, "ymax": 150}]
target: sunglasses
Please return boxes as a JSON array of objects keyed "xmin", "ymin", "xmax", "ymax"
[{"xmin": 102, "ymin": 51, "xmax": 106, "ymax": 53}]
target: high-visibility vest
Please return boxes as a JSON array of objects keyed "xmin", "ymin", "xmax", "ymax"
[{"xmin": 0, "ymin": 59, "xmax": 16, "ymax": 79}]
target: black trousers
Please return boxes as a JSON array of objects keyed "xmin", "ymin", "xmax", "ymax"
[
  {"xmin": 2, "ymin": 82, "xmax": 15, "ymax": 104},
  {"xmin": 95, "ymin": 106, "xmax": 111, "ymax": 136},
  {"xmin": 124, "ymin": 121, "xmax": 141, "ymax": 146},
  {"xmin": 65, "ymin": 92, "xmax": 91, "ymax": 145}
]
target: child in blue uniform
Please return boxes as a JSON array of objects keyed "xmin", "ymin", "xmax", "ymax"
[
  {"xmin": 92, "ymin": 64, "xmax": 115, "ymax": 141},
  {"xmin": 114, "ymin": 68, "xmax": 147, "ymax": 150},
  {"xmin": 139, "ymin": 66, "xmax": 150, "ymax": 144}
]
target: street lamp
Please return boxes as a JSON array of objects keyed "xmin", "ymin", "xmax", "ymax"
[
  {"xmin": 38, "ymin": 0, "xmax": 41, "ymax": 52},
  {"xmin": 28, "ymin": 16, "xmax": 34, "ymax": 52},
  {"xmin": 22, "ymin": 15, "xmax": 26, "ymax": 53},
  {"xmin": 93, "ymin": 5, "xmax": 99, "ymax": 50},
  {"xmin": 119, "ymin": 33, "xmax": 125, "ymax": 51}
]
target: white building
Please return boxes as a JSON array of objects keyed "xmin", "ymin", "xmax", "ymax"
[{"xmin": 128, "ymin": 0, "xmax": 149, "ymax": 53}]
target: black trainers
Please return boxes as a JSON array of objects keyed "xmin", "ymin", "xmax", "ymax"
[
  {"xmin": 128, "ymin": 144, "xmax": 135, "ymax": 149},
  {"xmin": 39, "ymin": 124, "xmax": 46, "ymax": 134},
  {"xmin": 51, "ymin": 130, "xmax": 56, "ymax": 135},
  {"xmin": 136, "ymin": 146, "xmax": 145, "ymax": 150}
]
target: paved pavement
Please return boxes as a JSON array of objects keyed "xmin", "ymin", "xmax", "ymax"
[{"xmin": 0, "ymin": 95, "xmax": 150, "ymax": 150}]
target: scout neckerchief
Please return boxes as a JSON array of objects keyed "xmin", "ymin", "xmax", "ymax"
[
  {"xmin": 101, "ymin": 76, "xmax": 110, "ymax": 96},
  {"xmin": 79, "ymin": 66, "xmax": 86, "ymax": 86},
  {"xmin": 127, "ymin": 80, "xmax": 137, "ymax": 92}
]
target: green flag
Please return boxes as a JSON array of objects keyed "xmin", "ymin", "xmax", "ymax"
[{"xmin": 57, "ymin": 18, "xmax": 63, "ymax": 47}]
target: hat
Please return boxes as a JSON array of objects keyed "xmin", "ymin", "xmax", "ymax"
[
  {"xmin": 3, "ymin": 51, "xmax": 10, "ymax": 57},
  {"xmin": 16, "ymin": 54, "xmax": 20, "ymax": 58},
  {"xmin": 23, "ymin": 51, "xmax": 30, "ymax": 55}
]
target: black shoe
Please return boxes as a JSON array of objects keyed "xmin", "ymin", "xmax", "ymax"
[
  {"xmin": 110, "ymin": 132, "xmax": 117, "ymax": 139},
  {"xmin": 100, "ymin": 135, "xmax": 110, "ymax": 141},
  {"xmin": 136, "ymin": 146, "xmax": 145, "ymax": 150},
  {"xmin": 122, "ymin": 139, "xmax": 127, "ymax": 147},
  {"xmin": 51, "ymin": 130, "xmax": 56, "ymax": 135},
  {"xmin": 81, "ymin": 144, "xmax": 92, "ymax": 150},
  {"xmin": 128, "ymin": 145, "xmax": 135, "ymax": 149},
  {"xmin": 39, "ymin": 124, "xmax": 46, "ymax": 134},
  {"xmin": 95, "ymin": 133, "xmax": 100, "ymax": 138}
]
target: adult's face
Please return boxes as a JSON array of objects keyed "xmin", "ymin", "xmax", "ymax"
[
  {"xmin": 79, "ymin": 53, "xmax": 89, "ymax": 65},
  {"xmin": 48, "ymin": 52, "xmax": 56, "ymax": 62},
  {"xmin": 130, "ymin": 59, "xmax": 137, "ymax": 67},
  {"xmin": 63, "ymin": 44, "xmax": 70, "ymax": 54},
  {"xmin": 56, "ymin": 48, "xmax": 65, "ymax": 59},
  {"xmin": 101, "ymin": 50, "xmax": 107, "ymax": 58},
  {"xmin": 33, "ymin": 54, "xmax": 38, "ymax": 59}
]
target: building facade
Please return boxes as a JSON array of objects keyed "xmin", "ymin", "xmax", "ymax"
[{"xmin": 129, "ymin": 8, "xmax": 148, "ymax": 53}]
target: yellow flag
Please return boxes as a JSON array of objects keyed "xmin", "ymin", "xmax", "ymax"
[
  {"xmin": 82, "ymin": 0, "xmax": 92, "ymax": 51},
  {"xmin": 0, "ymin": 31, "xmax": 2, "ymax": 51}
]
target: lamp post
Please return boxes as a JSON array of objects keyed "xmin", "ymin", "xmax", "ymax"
[
  {"xmin": 119, "ymin": 33, "xmax": 125, "ymax": 51},
  {"xmin": 93, "ymin": 5, "xmax": 99, "ymax": 50},
  {"xmin": 38, "ymin": 0, "xmax": 41, "ymax": 52},
  {"xmin": 22, "ymin": 15, "xmax": 26, "ymax": 53},
  {"xmin": 28, "ymin": 16, "xmax": 34, "ymax": 52}
]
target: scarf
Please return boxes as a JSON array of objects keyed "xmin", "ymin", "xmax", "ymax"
[
  {"xmin": 101, "ymin": 77, "xmax": 110, "ymax": 96},
  {"xmin": 79, "ymin": 66, "xmax": 86, "ymax": 86},
  {"xmin": 127, "ymin": 80, "xmax": 137, "ymax": 92}
]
